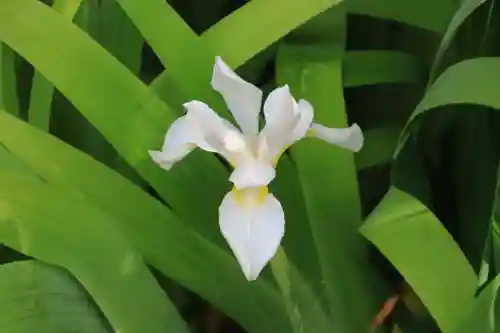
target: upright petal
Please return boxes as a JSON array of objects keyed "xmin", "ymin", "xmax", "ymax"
[
  {"xmin": 148, "ymin": 116, "xmax": 195, "ymax": 170},
  {"xmin": 309, "ymin": 123, "xmax": 364, "ymax": 152},
  {"xmin": 183, "ymin": 101, "xmax": 253, "ymax": 165},
  {"xmin": 229, "ymin": 158, "xmax": 276, "ymax": 189},
  {"xmin": 258, "ymin": 86, "xmax": 301, "ymax": 163},
  {"xmin": 219, "ymin": 187, "xmax": 285, "ymax": 281},
  {"xmin": 211, "ymin": 57, "xmax": 262, "ymax": 137},
  {"xmin": 290, "ymin": 99, "xmax": 315, "ymax": 143}
]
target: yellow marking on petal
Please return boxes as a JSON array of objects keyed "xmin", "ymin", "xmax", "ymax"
[
  {"xmin": 306, "ymin": 128, "xmax": 316, "ymax": 137},
  {"xmin": 233, "ymin": 186, "xmax": 269, "ymax": 208}
]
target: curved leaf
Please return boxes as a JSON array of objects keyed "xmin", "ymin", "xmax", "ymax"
[
  {"xmin": 361, "ymin": 187, "xmax": 477, "ymax": 333},
  {"xmin": 0, "ymin": 0, "xmax": 230, "ymax": 242},
  {"xmin": 347, "ymin": 0, "xmax": 459, "ymax": 33},
  {"xmin": 0, "ymin": 260, "xmax": 108, "ymax": 333},
  {"xmin": 0, "ymin": 149, "xmax": 189, "ymax": 333},
  {"xmin": 0, "ymin": 111, "xmax": 290, "ymax": 333},
  {"xmin": 277, "ymin": 40, "xmax": 381, "ymax": 332},
  {"xmin": 398, "ymin": 57, "xmax": 500, "ymax": 151},
  {"xmin": 451, "ymin": 275, "xmax": 500, "ymax": 333}
]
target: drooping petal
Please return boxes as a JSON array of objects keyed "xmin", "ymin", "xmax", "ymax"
[
  {"xmin": 229, "ymin": 158, "xmax": 276, "ymax": 189},
  {"xmin": 309, "ymin": 123, "xmax": 364, "ymax": 152},
  {"xmin": 211, "ymin": 57, "xmax": 262, "ymax": 137},
  {"xmin": 258, "ymin": 86, "xmax": 301, "ymax": 162},
  {"xmin": 219, "ymin": 187, "xmax": 285, "ymax": 281},
  {"xmin": 148, "ymin": 116, "xmax": 195, "ymax": 170},
  {"xmin": 183, "ymin": 100, "xmax": 252, "ymax": 165}
]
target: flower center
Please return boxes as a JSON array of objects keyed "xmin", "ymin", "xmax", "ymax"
[{"xmin": 232, "ymin": 186, "xmax": 269, "ymax": 209}]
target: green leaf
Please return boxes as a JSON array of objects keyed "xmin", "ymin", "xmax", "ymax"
[
  {"xmin": 0, "ymin": 110, "xmax": 291, "ymax": 333},
  {"xmin": 361, "ymin": 187, "xmax": 477, "ymax": 333},
  {"xmin": 0, "ymin": 147, "xmax": 189, "ymax": 333},
  {"xmin": 277, "ymin": 40, "xmax": 381, "ymax": 332},
  {"xmin": 0, "ymin": 260, "xmax": 109, "ymax": 333},
  {"xmin": 347, "ymin": 0, "xmax": 459, "ymax": 33},
  {"xmin": 28, "ymin": 0, "xmax": 83, "ymax": 131},
  {"xmin": 0, "ymin": 0, "xmax": 230, "ymax": 241},
  {"xmin": 344, "ymin": 51, "xmax": 424, "ymax": 87},
  {"xmin": 270, "ymin": 249, "xmax": 332, "ymax": 333},
  {"xmin": 0, "ymin": 43, "xmax": 19, "ymax": 116},
  {"xmin": 202, "ymin": 0, "xmax": 343, "ymax": 67},
  {"xmin": 150, "ymin": 0, "xmax": 345, "ymax": 105},
  {"xmin": 429, "ymin": 0, "xmax": 489, "ymax": 82},
  {"xmin": 398, "ymin": 58, "xmax": 500, "ymax": 152},
  {"xmin": 451, "ymin": 275, "xmax": 500, "ymax": 333}
]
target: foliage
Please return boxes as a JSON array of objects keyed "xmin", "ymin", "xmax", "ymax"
[{"xmin": 0, "ymin": 0, "xmax": 499, "ymax": 332}]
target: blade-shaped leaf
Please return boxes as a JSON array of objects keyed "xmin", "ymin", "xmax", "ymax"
[
  {"xmin": 451, "ymin": 275, "xmax": 500, "ymax": 333},
  {"xmin": 0, "ymin": 110, "xmax": 291, "ymax": 333},
  {"xmin": 277, "ymin": 40, "xmax": 381, "ymax": 332},
  {"xmin": 28, "ymin": 0, "xmax": 83, "ymax": 130},
  {"xmin": 0, "ymin": 0, "xmax": 230, "ymax": 243},
  {"xmin": 0, "ymin": 260, "xmax": 109, "ymax": 333},
  {"xmin": 361, "ymin": 187, "xmax": 477, "ymax": 333},
  {"xmin": 0, "ymin": 148, "xmax": 189, "ymax": 333}
]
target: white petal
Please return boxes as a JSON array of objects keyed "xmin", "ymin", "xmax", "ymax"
[
  {"xmin": 211, "ymin": 57, "xmax": 262, "ymax": 137},
  {"xmin": 290, "ymin": 99, "xmax": 314, "ymax": 143},
  {"xmin": 258, "ymin": 86, "xmax": 300, "ymax": 162},
  {"xmin": 310, "ymin": 123, "xmax": 364, "ymax": 152},
  {"xmin": 183, "ymin": 100, "xmax": 252, "ymax": 165},
  {"xmin": 219, "ymin": 188, "xmax": 285, "ymax": 281},
  {"xmin": 229, "ymin": 158, "xmax": 276, "ymax": 189},
  {"xmin": 148, "ymin": 116, "xmax": 194, "ymax": 170}
]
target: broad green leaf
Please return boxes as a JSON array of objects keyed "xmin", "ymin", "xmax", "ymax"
[
  {"xmin": 92, "ymin": 1, "xmax": 143, "ymax": 75},
  {"xmin": 0, "ymin": 260, "xmax": 108, "ymax": 333},
  {"xmin": 397, "ymin": 58, "xmax": 500, "ymax": 152},
  {"xmin": 361, "ymin": 187, "xmax": 477, "ymax": 333},
  {"xmin": 270, "ymin": 249, "xmax": 332, "ymax": 333},
  {"xmin": 202, "ymin": 0, "xmax": 343, "ymax": 67},
  {"xmin": 277, "ymin": 40, "xmax": 380, "ymax": 332},
  {"xmin": 451, "ymin": 275, "xmax": 500, "ymax": 333},
  {"xmin": 150, "ymin": 0, "xmax": 345, "ymax": 104},
  {"xmin": 429, "ymin": 0, "xmax": 489, "ymax": 82},
  {"xmin": 115, "ymin": 0, "xmax": 215, "ymax": 103},
  {"xmin": 0, "ymin": 0, "xmax": 230, "ymax": 241},
  {"xmin": 28, "ymin": 0, "xmax": 83, "ymax": 130},
  {"xmin": 344, "ymin": 51, "xmax": 424, "ymax": 87},
  {"xmin": 0, "ymin": 111, "xmax": 291, "ymax": 333},
  {"xmin": 347, "ymin": 0, "xmax": 459, "ymax": 33},
  {"xmin": 0, "ymin": 43, "xmax": 19, "ymax": 116},
  {"xmin": 0, "ymin": 149, "xmax": 189, "ymax": 333}
]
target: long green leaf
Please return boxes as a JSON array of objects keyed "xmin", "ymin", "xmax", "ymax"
[
  {"xmin": 0, "ymin": 148, "xmax": 189, "ymax": 333},
  {"xmin": 344, "ymin": 51, "xmax": 424, "ymax": 87},
  {"xmin": 0, "ymin": 43, "xmax": 19, "ymax": 116},
  {"xmin": 0, "ymin": 0, "xmax": 230, "ymax": 242},
  {"xmin": 28, "ymin": 0, "xmax": 83, "ymax": 130},
  {"xmin": 397, "ymin": 57, "xmax": 500, "ymax": 152},
  {"xmin": 428, "ymin": 0, "xmax": 489, "ymax": 82},
  {"xmin": 150, "ymin": 0, "xmax": 344, "ymax": 104},
  {"xmin": 361, "ymin": 187, "xmax": 477, "ymax": 333},
  {"xmin": 277, "ymin": 40, "xmax": 380, "ymax": 333},
  {"xmin": 451, "ymin": 275, "xmax": 500, "ymax": 333},
  {"xmin": 0, "ymin": 260, "xmax": 109, "ymax": 333},
  {"xmin": 0, "ymin": 110, "xmax": 290, "ymax": 333},
  {"xmin": 202, "ymin": 0, "xmax": 342, "ymax": 67},
  {"xmin": 347, "ymin": 0, "xmax": 459, "ymax": 33}
]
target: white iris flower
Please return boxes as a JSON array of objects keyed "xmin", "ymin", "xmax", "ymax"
[{"xmin": 149, "ymin": 57, "xmax": 364, "ymax": 281}]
